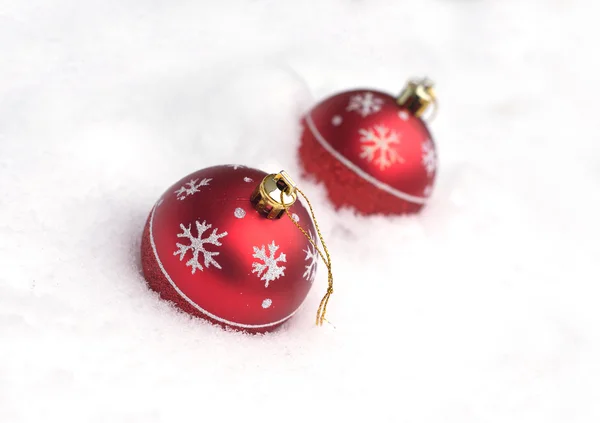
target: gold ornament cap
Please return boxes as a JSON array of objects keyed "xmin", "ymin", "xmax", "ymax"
[
  {"xmin": 397, "ymin": 78, "xmax": 437, "ymax": 119},
  {"xmin": 251, "ymin": 170, "xmax": 298, "ymax": 219}
]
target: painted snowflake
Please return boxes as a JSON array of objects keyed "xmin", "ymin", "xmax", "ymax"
[
  {"xmin": 358, "ymin": 125, "xmax": 404, "ymax": 170},
  {"xmin": 346, "ymin": 92, "xmax": 384, "ymax": 117},
  {"xmin": 303, "ymin": 232, "xmax": 318, "ymax": 282},
  {"xmin": 252, "ymin": 241, "xmax": 286, "ymax": 287},
  {"xmin": 173, "ymin": 220, "xmax": 228, "ymax": 274},
  {"xmin": 421, "ymin": 139, "xmax": 437, "ymax": 176},
  {"xmin": 423, "ymin": 185, "xmax": 433, "ymax": 197},
  {"xmin": 174, "ymin": 178, "xmax": 212, "ymax": 200}
]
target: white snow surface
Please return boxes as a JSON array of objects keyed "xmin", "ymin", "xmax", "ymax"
[{"xmin": 1, "ymin": 1, "xmax": 599, "ymax": 422}]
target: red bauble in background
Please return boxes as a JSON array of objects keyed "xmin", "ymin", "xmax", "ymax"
[
  {"xmin": 299, "ymin": 79, "xmax": 438, "ymax": 215},
  {"xmin": 141, "ymin": 165, "xmax": 319, "ymax": 333}
]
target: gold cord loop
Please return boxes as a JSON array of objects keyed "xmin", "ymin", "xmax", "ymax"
[
  {"xmin": 425, "ymin": 95, "xmax": 438, "ymax": 123},
  {"xmin": 281, "ymin": 189, "xmax": 333, "ymax": 326}
]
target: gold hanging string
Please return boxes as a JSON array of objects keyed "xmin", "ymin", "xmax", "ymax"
[{"xmin": 281, "ymin": 189, "xmax": 333, "ymax": 326}]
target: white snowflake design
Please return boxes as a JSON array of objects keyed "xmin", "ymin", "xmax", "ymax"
[
  {"xmin": 174, "ymin": 178, "xmax": 212, "ymax": 201},
  {"xmin": 173, "ymin": 220, "xmax": 228, "ymax": 274},
  {"xmin": 346, "ymin": 92, "xmax": 384, "ymax": 117},
  {"xmin": 303, "ymin": 232, "xmax": 318, "ymax": 282},
  {"xmin": 398, "ymin": 110, "xmax": 409, "ymax": 121},
  {"xmin": 234, "ymin": 207, "xmax": 246, "ymax": 218},
  {"xmin": 331, "ymin": 115, "xmax": 343, "ymax": 126},
  {"xmin": 423, "ymin": 185, "xmax": 433, "ymax": 197},
  {"xmin": 358, "ymin": 125, "xmax": 404, "ymax": 170},
  {"xmin": 421, "ymin": 139, "xmax": 437, "ymax": 176},
  {"xmin": 252, "ymin": 241, "xmax": 286, "ymax": 287}
]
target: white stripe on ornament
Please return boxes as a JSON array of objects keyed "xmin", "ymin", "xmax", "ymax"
[
  {"xmin": 148, "ymin": 202, "xmax": 301, "ymax": 330},
  {"xmin": 305, "ymin": 114, "xmax": 427, "ymax": 205}
]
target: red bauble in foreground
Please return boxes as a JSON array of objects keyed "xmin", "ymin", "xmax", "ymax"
[
  {"xmin": 141, "ymin": 165, "xmax": 318, "ymax": 333},
  {"xmin": 299, "ymin": 79, "xmax": 438, "ymax": 215}
]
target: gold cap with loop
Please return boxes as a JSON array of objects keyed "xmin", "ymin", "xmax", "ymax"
[
  {"xmin": 397, "ymin": 78, "xmax": 437, "ymax": 121},
  {"xmin": 251, "ymin": 171, "xmax": 298, "ymax": 219}
]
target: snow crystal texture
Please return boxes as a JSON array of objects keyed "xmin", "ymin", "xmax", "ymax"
[{"xmin": 1, "ymin": 1, "xmax": 599, "ymax": 422}]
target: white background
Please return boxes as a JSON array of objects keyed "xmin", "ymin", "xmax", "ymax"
[{"xmin": 1, "ymin": 0, "xmax": 599, "ymax": 422}]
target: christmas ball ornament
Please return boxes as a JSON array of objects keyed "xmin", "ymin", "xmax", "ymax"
[
  {"xmin": 141, "ymin": 165, "xmax": 332, "ymax": 333},
  {"xmin": 299, "ymin": 78, "xmax": 438, "ymax": 215}
]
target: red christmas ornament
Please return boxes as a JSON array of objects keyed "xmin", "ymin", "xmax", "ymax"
[
  {"xmin": 299, "ymin": 79, "xmax": 438, "ymax": 215},
  {"xmin": 141, "ymin": 165, "xmax": 321, "ymax": 333}
]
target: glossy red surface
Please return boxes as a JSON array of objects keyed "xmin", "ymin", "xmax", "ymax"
[
  {"xmin": 299, "ymin": 89, "xmax": 437, "ymax": 215},
  {"xmin": 141, "ymin": 165, "xmax": 318, "ymax": 333}
]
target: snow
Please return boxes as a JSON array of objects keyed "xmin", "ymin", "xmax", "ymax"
[{"xmin": 0, "ymin": 0, "xmax": 599, "ymax": 422}]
